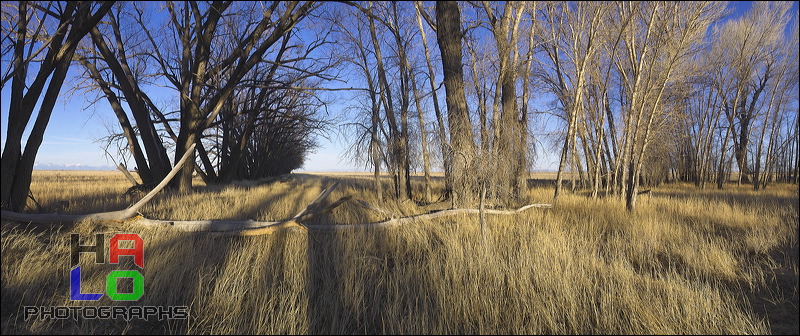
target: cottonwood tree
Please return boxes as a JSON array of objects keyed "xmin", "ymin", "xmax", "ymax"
[
  {"xmin": 79, "ymin": 1, "xmax": 323, "ymax": 190},
  {"xmin": 335, "ymin": 1, "xmax": 446, "ymax": 203},
  {"xmin": 76, "ymin": 2, "xmax": 172, "ymax": 186},
  {"xmin": 385, "ymin": 1, "xmax": 442, "ymax": 202},
  {"xmin": 336, "ymin": 1, "xmax": 415, "ymax": 201},
  {"xmin": 479, "ymin": 1, "xmax": 526, "ymax": 201},
  {"xmin": 331, "ymin": 2, "xmax": 409, "ymax": 201},
  {"xmin": 205, "ymin": 65, "xmax": 330, "ymax": 182},
  {"xmin": 711, "ymin": 1, "xmax": 793, "ymax": 188},
  {"xmin": 1, "ymin": 1, "xmax": 113, "ymax": 211},
  {"xmin": 581, "ymin": 17, "xmax": 626, "ymax": 199},
  {"xmin": 676, "ymin": 61, "xmax": 726, "ymax": 189},
  {"xmin": 459, "ymin": 1, "xmax": 540, "ymax": 205},
  {"xmin": 156, "ymin": 1, "xmax": 319, "ymax": 191},
  {"xmin": 414, "ymin": 1, "xmax": 452, "ymax": 200},
  {"xmin": 367, "ymin": 1, "xmax": 415, "ymax": 200},
  {"xmin": 669, "ymin": 2, "xmax": 797, "ymax": 190},
  {"xmin": 613, "ymin": 1, "xmax": 725, "ymax": 211},
  {"xmin": 752, "ymin": 45, "xmax": 793, "ymax": 190},
  {"xmin": 776, "ymin": 11, "xmax": 798, "ymax": 186},
  {"xmin": 436, "ymin": 0, "xmax": 477, "ymax": 207},
  {"xmin": 327, "ymin": 4, "xmax": 386, "ymax": 199},
  {"xmin": 534, "ymin": 1, "xmax": 606, "ymax": 202}
]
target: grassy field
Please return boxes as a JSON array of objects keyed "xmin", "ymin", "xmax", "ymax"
[{"xmin": 2, "ymin": 170, "xmax": 798, "ymax": 334}]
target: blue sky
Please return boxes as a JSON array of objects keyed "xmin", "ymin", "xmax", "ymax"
[{"xmin": 0, "ymin": 1, "xmax": 793, "ymax": 171}]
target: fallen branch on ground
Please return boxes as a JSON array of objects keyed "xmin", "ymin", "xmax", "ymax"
[
  {"xmin": 1, "ymin": 175, "xmax": 352, "ymax": 236},
  {"xmin": 137, "ymin": 199, "xmax": 551, "ymax": 235},
  {"xmin": 2, "ymin": 196, "xmax": 551, "ymax": 236},
  {"xmin": 305, "ymin": 201, "xmax": 552, "ymax": 231},
  {"xmin": 1, "ymin": 156, "xmax": 551, "ymax": 236}
]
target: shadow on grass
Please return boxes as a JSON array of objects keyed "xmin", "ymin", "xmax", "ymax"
[
  {"xmin": 0, "ymin": 222, "xmax": 240, "ymax": 335},
  {"xmin": 302, "ymin": 177, "xmax": 442, "ymax": 334},
  {"xmin": 746, "ymin": 235, "xmax": 799, "ymax": 335},
  {"xmin": 652, "ymin": 184, "xmax": 800, "ymax": 335},
  {"xmin": 305, "ymin": 223, "xmax": 441, "ymax": 334}
]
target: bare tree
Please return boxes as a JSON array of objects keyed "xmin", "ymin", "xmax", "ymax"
[
  {"xmin": 713, "ymin": 1, "xmax": 793, "ymax": 188},
  {"xmin": 436, "ymin": 0, "xmax": 476, "ymax": 207},
  {"xmin": 480, "ymin": 1, "xmax": 526, "ymax": 201},
  {"xmin": 534, "ymin": 2, "xmax": 606, "ymax": 202},
  {"xmin": 414, "ymin": 1, "xmax": 452, "ymax": 200},
  {"xmin": 1, "ymin": 1, "xmax": 113, "ymax": 211},
  {"xmin": 77, "ymin": 3, "xmax": 173, "ymax": 186},
  {"xmin": 409, "ymin": 41, "xmax": 434, "ymax": 203},
  {"xmin": 614, "ymin": 2, "xmax": 725, "ymax": 210},
  {"xmin": 79, "ymin": 1, "xmax": 321, "ymax": 191},
  {"xmin": 142, "ymin": 1, "xmax": 318, "ymax": 191}
]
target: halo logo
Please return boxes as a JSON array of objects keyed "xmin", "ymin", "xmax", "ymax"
[
  {"xmin": 23, "ymin": 232, "xmax": 188, "ymax": 321},
  {"xmin": 70, "ymin": 233, "xmax": 144, "ymax": 301}
]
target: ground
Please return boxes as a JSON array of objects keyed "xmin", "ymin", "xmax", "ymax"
[{"xmin": 1, "ymin": 171, "xmax": 798, "ymax": 334}]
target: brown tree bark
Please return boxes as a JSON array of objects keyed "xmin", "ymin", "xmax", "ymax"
[
  {"xmin": 436, "ymin": 1, "xmax": 476, "ymax": 207},
  {"xmin": 85, "ymin": 19, "xmax": 173, "ymax": 184},
  {"xmin": 410, "ymin": 62, "xmax": 434, "ymax": 203},
  {"xmin": 415, "ymin": 1, "xmax": 452, "ymax": 199}
]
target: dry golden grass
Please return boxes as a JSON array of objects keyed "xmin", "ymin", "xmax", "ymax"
[{"xmin": 2, "ymin": 171, "xmax": 797, "ymax": 334}]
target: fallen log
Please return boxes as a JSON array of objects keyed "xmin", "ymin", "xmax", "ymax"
[
  {"xmin": 130, "ymin": 217, "xmax": 305, "ymax": 233},
  {"xmin": 305, "ymin": 202, "xmax": 552, "ymax": 231},
  {"xmin": 1, "ymin": 177, "xmax": 352, "ymax": 236},
  {"xmin": 2, "ymin": 198, "xmax": 551, "ymax": 236},
  {"xmin": 2, "ymin": 154, "xmax": 552, "ymax": 236},
  {"xmin": 91, "ymin": 199, "xmax": 550, "ymax": 235}
]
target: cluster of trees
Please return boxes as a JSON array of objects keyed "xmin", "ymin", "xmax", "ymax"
[
  {"xmin": 332, "ymin": 1, "xmax": 798, "ymax": 211},
  {"xmin": 2, "ymin": 1, "xmax": 798, "ymax": 213},
  {"xmin": 76, "ymin": 1, "xmax": 332, "ymax": 188},
  {"xmin": 2, "ymin": 1, "xmax": 331, "ymax": 211},
  {"xmin": 672, "ymin": 2, "xmax": 799, "ymax": 191}
]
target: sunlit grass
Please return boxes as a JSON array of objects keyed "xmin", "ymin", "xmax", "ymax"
[{"xmin": 2, "ymin": 171, "xmax": 797, "ymax": 334}]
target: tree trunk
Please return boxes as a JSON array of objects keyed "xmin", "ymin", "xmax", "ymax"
[
  {"xmin": 717, "ymin": 116, "xmax": 733, "ymax": 189},
  {"xmin": 1, "ymin": 2, "xmax": 113, "ymax": 211},
  {"xmin": 5, "ymin": 60, "xmax": 71, "ymax": 211},
  {"xmin": 415, "ymin": 2, "xmax": 452, "ymax": 199},
  {"xmin": 554, "ymin": 108, "xmax": 578, "ymax": 200},
  {"xmin": 625, "ymin": 162, "xmax": 639, "ymax": 212},
  {"xmin": 89, "ymin": 26, "xmax": 172, "ymax": 184},
  {"xmin": 171, "ymin": 97, "xmax": 202, "ymax": 191},
  {"xmin": 79, "ymin": 58, "xmax": 153, "ymax": 184},
  {"xmin": 436, "ymin": 1, "xmax": 476, "ymax": 208},
  {"xmin": 411, "ymin": 68, "xmax": 433, "ymax": 203},
  {"xmin": 367, "ymin": 6, "xmax": 402, "ymax": 199}
]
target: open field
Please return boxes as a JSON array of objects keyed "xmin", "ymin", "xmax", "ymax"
[{"xmin": 2, "ymin": 171, "xmax": 798, "ymax": 334}]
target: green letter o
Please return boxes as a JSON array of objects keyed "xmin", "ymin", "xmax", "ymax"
[{"xmin": 106, "ymin": 270, "xmax": 144, "ymax": 301}]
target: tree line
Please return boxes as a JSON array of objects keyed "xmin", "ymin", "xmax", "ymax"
[{"xmin": 2, "ymin": 1, "xmax": 798, "ymax": 213}]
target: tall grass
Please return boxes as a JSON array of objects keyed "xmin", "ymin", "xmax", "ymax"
[{"xmin": 2, "ymin": 171, "xmax": 797, "ymax": 334}]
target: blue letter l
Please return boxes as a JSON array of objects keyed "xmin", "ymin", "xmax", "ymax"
[{"xmin": 70, "ymin": 266, "xmax": 103, "ymax": 301}]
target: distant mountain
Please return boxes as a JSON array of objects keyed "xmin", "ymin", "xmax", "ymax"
[{"xmin": 33, "ymin": 163, "xmax": 114, "ymax": 171}]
